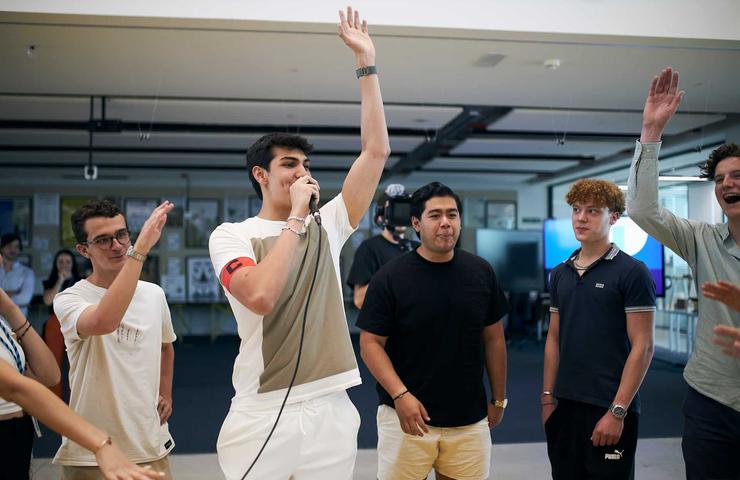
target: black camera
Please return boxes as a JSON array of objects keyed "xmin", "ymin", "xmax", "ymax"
[{"xmin": 374, "ymin": 185, "xmax": 412, "ymax": 229}]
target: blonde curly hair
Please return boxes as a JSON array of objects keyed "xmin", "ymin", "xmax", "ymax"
[{"xmin": 565, "ymin": 179, "xmax": 625, "ymax": 214}]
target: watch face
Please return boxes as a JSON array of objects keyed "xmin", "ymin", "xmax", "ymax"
[{"xmin": 611, "ymin": 404, "xmax": 627, "ymax": 418}]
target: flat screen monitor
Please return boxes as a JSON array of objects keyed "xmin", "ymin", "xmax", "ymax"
[
  {"xmin": 476, "ymin": 229, "xmax": 544, "ymax": 293},
  {"xmin": 543, "ymin": 217, "xmax": 665, "ymax": 296}
]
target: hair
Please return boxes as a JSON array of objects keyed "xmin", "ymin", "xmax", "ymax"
[
  {"xmin": 410, "ymin": 182, "xmax": 463, "ymax": 221},
  {"xmin": 245, "ymin": 133, "xmax": 314, "ymax": 200},
  {"xmin": 71, "ymin": 199, "xmax": 125, "ymax": 244},
  {"xmin": 565, "ymin": 179, "xmax": 625, "ymax": 214},
  {"xmin": 43, "ymin": 249, "xmax": 81, "ymax": 289},
  {"xmin": 0, "ymin": 233, "xmax": 22, "ymax": 251},
  {"xmin": 700, "ymin": 143, "xmax": 740, "ymax": 180}
]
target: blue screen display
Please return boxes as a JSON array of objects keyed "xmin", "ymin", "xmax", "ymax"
[{"xmin": 544, "ymin": 217, "xmax": 664, "ymax": 296}]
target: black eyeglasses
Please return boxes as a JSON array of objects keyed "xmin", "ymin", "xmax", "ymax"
[{"xmin": 84, "ymin": 229, "xmax": 131, "ymax": 250}]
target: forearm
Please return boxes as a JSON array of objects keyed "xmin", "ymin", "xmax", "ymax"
[
  {"xmin": 485, "ymin": 337, "xmax": 507, "ymax": 401},
  {"xmin": 543, "ymin": 332, "xmax": 559, "ymax": 393},
  {"xmin": 1, "ymin": 365, "xmax": 107, "ymax": 452},
  {"xmin": 613, "ymin": 341, "xmax": 654, "ymax": 408},
  {"xmin": 159, "ymin": 343, "xmax": 174, "ymax": 400},
  {"xmin": 232, "ymin": 228, "xmax": 302, "ymax": 315},
  {"xmin": 357, "ymin": 54, "xmax": 390, "ymax": 157},
  {"xmin": 91, "ymin": 258, "xmax": 145, "ymax": 331},
  {"xmin": 360, "ymin": 340, "xmax": 406, "ymax": 398}
]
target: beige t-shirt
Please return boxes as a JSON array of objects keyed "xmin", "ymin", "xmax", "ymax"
[
  {"xmin": 209, "ymin": 194, "xmax": 361, "ymax": 412},
  {"xmin": 53, "ymin": 279, "xmax": 177, "ymax": 466}
]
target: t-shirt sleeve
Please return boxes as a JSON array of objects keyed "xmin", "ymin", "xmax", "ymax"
[
  {"xmin": 319, "ymin": 193, "xmax": 357, "ymax": 249},
  {"xmin": 160, "ymin": 288, "xmax": 177, "ymax": 343},
  {"xmin": 355, "ymin": 271, "xmax": 395, "ymax": 337},
  {"xmin": 346, "ymin": 240, "xmax": 376, "ymax": 288},
  {"xmin": 53, "ymin": 290, "xmax": 91, "ymax": 342},
  {"xmin": 209, "ymin": 223, "xmax": 256, "ymax": 288},
  {"xmin": 548, "ymin": 269, "xmax": 560, "ymax": 313},
  {"xmin": 623, "ymin": 262, "xmax": 657, "ymax": 313},
  {"xmin": 486, "ymin": 265, "xmax": 510, "ymax": 325}
]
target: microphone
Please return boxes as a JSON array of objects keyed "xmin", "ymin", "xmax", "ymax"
[{"xmin": 309, "ymin": 196, "xmax": 321, "ymax": 226}]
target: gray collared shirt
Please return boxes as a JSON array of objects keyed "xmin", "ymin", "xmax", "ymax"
[{"xmin": 627, "ymin": 140, "xmax": 740, "ymax": 412}]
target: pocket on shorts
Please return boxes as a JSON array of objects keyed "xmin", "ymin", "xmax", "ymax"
[{"xmin": 217, "ymin": 409, "xmax": 275, "ymax": 451}]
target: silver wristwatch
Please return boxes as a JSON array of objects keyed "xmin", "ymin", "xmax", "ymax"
[
  {"xmin": 126, "ymin": 245, "xmax": 147, "ymax": 262},
  {"xmin": 608, "ymin": 403, "xmax": 627, "ymax": 419}
]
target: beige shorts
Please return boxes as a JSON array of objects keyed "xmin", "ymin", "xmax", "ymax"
[
  {"xmin": 217, "ymin": 390, "xmax": 361, "ymax": 480},
  {"xmin": 61, "ymin": 455, "xmax": 172, "ymax": 480},
  {"xmin": 376, "ymin": 405, "xmax": 491, "ymax": 480}
]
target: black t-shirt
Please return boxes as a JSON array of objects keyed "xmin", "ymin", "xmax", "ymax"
[
  {"xmin": 549, "ymin": 246, "xmax": 656, "ymax": 413},
  {"xmin": 357, "ymin": 249, "xmax": 509, "ymax": 427},
  {"xmin": 346, "ymin": 234, "xmax": 419, "ymax": 288}
]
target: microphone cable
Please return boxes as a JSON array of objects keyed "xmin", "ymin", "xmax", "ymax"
[{"xmin": 240, "ymin": 211, "xmax": 322, "ymax": 479}]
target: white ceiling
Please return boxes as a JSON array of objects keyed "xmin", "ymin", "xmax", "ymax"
[{"xmin": 0, "ymin": 11, "xmax": 738, "ymax": 190}]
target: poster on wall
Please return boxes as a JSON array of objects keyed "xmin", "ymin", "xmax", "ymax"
[
  {"xmin": 161, "ymin": 274, "xmax": 186, "ymax": 303},
  {"xmin": 225, "ymin": 197, "xmax": 249, "ymax": 223},
  {"xmin": 0, "ymin": 197, "xmax": 32, "ymax": 247},
  {"xmin": 125, "ymin": 198, "xmax": 159, "ymax": 237},
  {"xmin": 61, "ymin": 197, "xmax": 94, "ymax": 247},
  {"xmin": 185, "ymin": 199, "xmax": 220, "ymax": 248},
  {"xmin": 33, "ymin": 193, "xmax": 60, "ymax": 226},
  {"xmin": 187, "ymin": 256, "xmax": 221, "ymax": 303},
  {"xmin": 167, "ymin": 196, "xmax": 185, "ymax": 228}
]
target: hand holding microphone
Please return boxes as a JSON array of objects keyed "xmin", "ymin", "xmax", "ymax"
[{"xmin": 289, "ymin": 176, "xmax": 321, "ymax": 225}]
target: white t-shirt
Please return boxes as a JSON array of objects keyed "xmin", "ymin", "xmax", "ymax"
[
  {"xmin": 209, "ymin": 194, "xmax": 361, "ymax": 412},
  {"xmin": 0, "ymin": 317, "xmax": 24, "ymax": 415},
  {"xmin": 52, "ymin": 279, "xmax": 177, "ymax": 466}
]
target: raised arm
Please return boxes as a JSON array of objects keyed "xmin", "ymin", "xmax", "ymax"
[
  {"xmin": 337, "ymin": 7, "xmax": 391, "ymax": 227},
  {"xmin": 627, "ymin": 68, "xmax": 698, "ymax": 263},
  {"xmin": 74, "ymin": 202, "xmax": 172, "ymax": 337}
]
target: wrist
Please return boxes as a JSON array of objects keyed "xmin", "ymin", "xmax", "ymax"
[
  {"xmin": 356, "ymin": 53, "xmax": 375, "ymax": 68},
  {"xmin": 640, "ymin": 125, "xmax": 663, "ymax": 143},
  {"xmin": 92, "ymin": 435, "xmax": 112, "ymax": 455},
  {"xmin": 131, "ymin": 243, "xmax": 150, "ymax": 258}
]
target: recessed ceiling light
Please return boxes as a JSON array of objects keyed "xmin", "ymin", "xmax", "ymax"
[{"xmin": 544, "ymin": 58, "xmax": 561, "ymax": 70}]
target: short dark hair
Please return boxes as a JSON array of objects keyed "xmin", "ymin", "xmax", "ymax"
[
  {"xmin": 0, "ymin": 233, "xmax": 22, "ymax": 251},
  {"xmin": 245, "ymin": 133, "xmax": 314, "ymax": 199},
  {"xmin": 71, "ymin": 199, "xmax": 125, "ymax": 244},
  {"xmin": 700, "ymin": 143, "xmax": 740, "ymax": 180},
  {"xmin": 410, "ymin": 182, "xmax": 462, "ymax": 221}
]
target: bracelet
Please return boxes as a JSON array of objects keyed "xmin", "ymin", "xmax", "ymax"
[
  {"xmin": 16, "ymin": 322, "xmax": 32, "ymax": 342},
  {"xmin": 12, "ymin": 320, "xmax": 29, "ymax": 333},
  {"xmin": 392, "ymin": 389, "xmax": 409, "ymax": 401},
  {"xmin": 356, "ymin": 65, "xmax": 378, "ymax": 78},
  {"xmin": 93, "ymin": 436, "xmax": 112, "ymax": 454},
  {"xmin": 281, "ymin": 226, "xmax": 303, "ymax": 237},
  {"xmin": 541, "ymin": 391, "xmax": 553, "ymax": 397},
  {"xmin": 287, "ymin": 216, "xmax": 306, "ymax": 223}
]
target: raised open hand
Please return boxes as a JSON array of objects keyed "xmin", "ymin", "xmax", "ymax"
[
  {"xmin": 338, "ymin": 6, "xmax": 375, "ymax": 62},
  {"xmin": 641, "ymin": 67, "xmax": 685, "ymax": 142}
]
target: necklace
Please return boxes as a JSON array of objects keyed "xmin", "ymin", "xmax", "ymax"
[{"xmin": 573, "ymin": 254, "xmax": 592, "ymax": 271}]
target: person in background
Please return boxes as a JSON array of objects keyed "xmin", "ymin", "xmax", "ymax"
[
  {"xmin": 347, "ymin": 184, "xmax": 419, "ymax": 309},
  {"xmin": 42, "ymin": 249, "xmax": 82, "ymax": 399},
  {"xmin": 0, "ymin": 233, "xmax": 35, "ymax": 317},
  {"xmin": 0, "ymin": 253, "xmax": 61, "ymax": 479}
]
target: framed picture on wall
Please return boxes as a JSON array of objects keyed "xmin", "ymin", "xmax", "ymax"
[
  {"xmin": 487, "ymin": 201, "xmax": 517, "ymax": 230},
  {"xmin": 61, "ymin": 197, "xmax": 95, "ymax": 247},
  {"xmin": 225, "ymin": 197, "xmax": 249, "ymax": 223},
  {"xmin": 140, "ymin": 254, "xmax": 160, "ymax": 285},
  {"xmin": 167, "ymin": 196, "xmax": 185, "ymax": 228},
  {"xmin": 187, "ymin": 256, "xmax": 220, "ymax": 303},
  {"xmin": 125, "ymin": 198, "xmax": 159, "ymax": 238},
  {"xmin": 0, "ymin": 197, "xmax": 32, "ymax": 247},
  {"xmin": 185, "ymin": 199, "xmax": 220, "ymax": 248}
]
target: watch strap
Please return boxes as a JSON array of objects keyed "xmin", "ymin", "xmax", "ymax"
[{"xmin": 356, "ymin": 65, "xmax": 378, "ymax": 78}]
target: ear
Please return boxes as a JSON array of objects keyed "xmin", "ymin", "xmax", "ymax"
[
  {"xmin": 411, "ymin": 216, "xmax": 421, "ymax": 234},
  {"xmin": 252, "ymin": 165, "xmax": 268, "ymax": 186},
  {"xmin": 75, "ymin": 243, "xmax": 89, "ymax": 259},
  {"xmin": 609, "ymin": 211, "xmax": 620, "ymax": 225}
]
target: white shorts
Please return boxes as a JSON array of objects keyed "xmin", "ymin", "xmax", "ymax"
[
  {"xmin": 376, "ymin": 405, "xmax": 491, "ymax": 480},
  {"xmin": 217, "ymin": 390, "xmax": 361, "ymax": 480}
]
